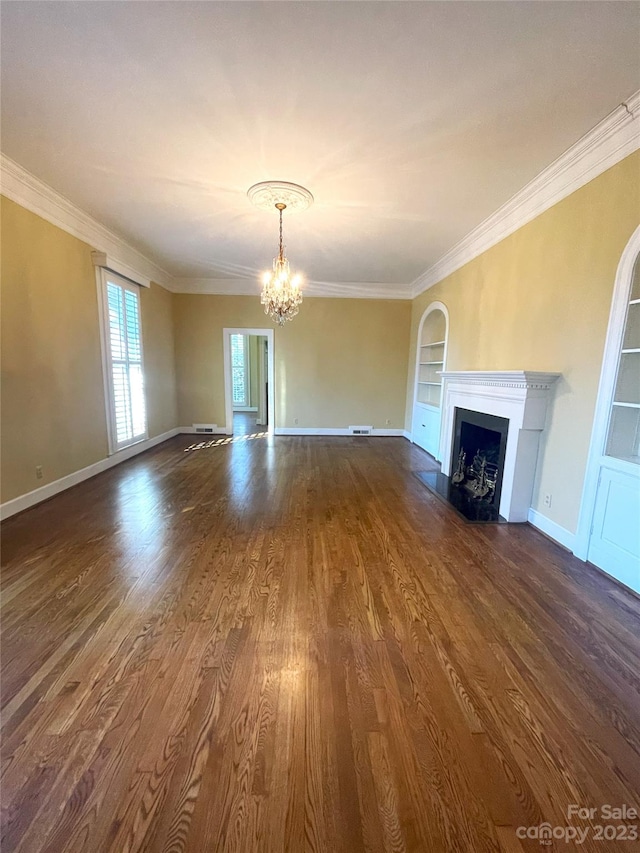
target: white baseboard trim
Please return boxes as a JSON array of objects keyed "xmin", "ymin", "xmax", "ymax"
[
  {"xmin": 180, "ymin": 426, "xmax": 229, "ymax": 435},
  {"xmin": 402, "ymin": 430, "xmax": 412, "ymax": 441},
  {"xmin": 274, "ymin": 427, "xmax": 405, "ymax": 437},
  {"xmin": 527, "ymin": 508, "xmax": 576, "ymax": 553},
  {"xmin": 1, "ymin": 428, "xmax": 180, "ymax": 521}
]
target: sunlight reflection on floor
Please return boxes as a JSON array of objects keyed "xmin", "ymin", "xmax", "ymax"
[{"xmin": 184, "ymin": 432, "xmax": 268, "ymax": 452}]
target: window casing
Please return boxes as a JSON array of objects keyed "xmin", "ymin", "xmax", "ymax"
[{"xmin": 99, "ymin": 270, "xmax": 148, "ymax": 452}]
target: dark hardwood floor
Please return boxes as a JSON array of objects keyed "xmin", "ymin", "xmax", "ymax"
[
  {"xmin": 233, "ymin": 411, "xmax": 264, "ymax": 436},
  {"xmin": 2, "ymin": 435, "xmax": 639, "ymax": 852}
]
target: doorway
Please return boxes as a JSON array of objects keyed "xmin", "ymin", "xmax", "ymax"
[{"xmin": 223, "ymin": 328, "xmax": 275, "ymax": 436}]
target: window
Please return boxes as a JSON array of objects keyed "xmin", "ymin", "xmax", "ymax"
[
  {"xmin": 100, "ymin": 271, "xmax": 147, "ymax": 451},
  {"xmin": 231, "ymin": 334, "xmax": 249, "ymax": 407}
]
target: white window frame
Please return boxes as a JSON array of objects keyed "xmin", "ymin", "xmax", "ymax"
[
  {"xmin": 231, "ymin": 333, "xmax": 251, "ymax": 410},
  {"xmin": 96, "ymin": 268, "xmax": 148, "ymax": 455}
]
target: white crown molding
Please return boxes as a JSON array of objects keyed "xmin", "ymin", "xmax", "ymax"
[
  {"xmin": 303, "ymin": 280, "xmax": 412, "ymax": 300},
  {"xmin": 0, "ymin": 154, "xmax": 175, "ymax": 290},
  {"xmin": 4, "ymin": 90, "xmax": 638, "ymax": 302},
  {"xmin": 172, "ymin": 278, "xmax": 258, "ymax": 296},
  {"xmin": 411, "ymin": 91, "xmax": 640, "ymax": 298},
  {"xmin": 0, "ymin": 154, "xmax": 411, "ymax": 299},
  {"xmin": 172, "ymin": 277, "xmax": 412, "ymax": 300}
]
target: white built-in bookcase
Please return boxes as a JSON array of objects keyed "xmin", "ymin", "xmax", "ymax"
[
  {"xmin": 412, "ymin": 302, "xmax": 449, "ymax": 459},
  {"xmin": 606, "ymin": 256, "xmax": 640, "ymax": 463}
]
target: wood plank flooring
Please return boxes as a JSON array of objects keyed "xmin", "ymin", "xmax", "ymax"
[
  {"xmin": 2, "ymin": 435, "xmax": 640, "ymax": 852},
  {"xmin": 232, "ymin": 412, "xmax": 264, "ymax": 436}
]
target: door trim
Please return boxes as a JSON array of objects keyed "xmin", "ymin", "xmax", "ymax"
[
  {"xmin": 574, "ymin": 225, "xmax": 640, "ymax": 560},
  {"xmin": 223, "ymin": 328, "xmax": 275, "ymax": 436}
]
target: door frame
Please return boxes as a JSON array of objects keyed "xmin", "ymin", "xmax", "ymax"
[
  {"xmin": 223, "ymin": 328, "xmax": 275, "ymax": 436},
  {"xmin": 574, "ymin": 225, "xmax": 640, "ymax": 560}
]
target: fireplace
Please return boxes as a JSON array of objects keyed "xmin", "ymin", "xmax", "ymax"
[
  {"xmin": 418, "ymin": 371, "xmax": 560, "ymax": 522},
  {"xmin": 449, "ymin": 408, "xmax": 509, "ymax": 521}
]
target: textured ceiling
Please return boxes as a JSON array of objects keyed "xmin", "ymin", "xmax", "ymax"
[{"xmin": 2, "ymin": 1, "xmax": 639, "ymax": 290}]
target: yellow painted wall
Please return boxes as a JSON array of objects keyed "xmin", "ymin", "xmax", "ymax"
[
  {"xmin": 140, "ymin": 282, "xmax": 178, "ymax": 437},
  {"xmin": 173, "ymin": 295, "xmax": 411, "ymax": 430},
  {"xmin": 4, "ymin": 150, "xmax": 636, "ymax": 526},
  {"xmin": 406, "ymin": 151, "xmax": 640, "ymax": 534},
  {"xmin": 0, "ymin": 197, "xmax": 178, "ymax": 503}
]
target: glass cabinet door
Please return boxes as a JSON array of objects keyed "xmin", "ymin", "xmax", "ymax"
[{"xmin": 605, "ymin": 255, "xmax": 640, "ymax": 465}]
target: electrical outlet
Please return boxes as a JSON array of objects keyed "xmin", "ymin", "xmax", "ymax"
[
  {"xmin": 385, "ymin": 419, "xmax": 391, "ymax": 425},
  {"xmin": 543, "ymin": 493, "xmax": 552, "ymax": 508},
  {"xmin": 36, "ymin": 465, "xmax": 43, "ymax": 480},
  {"xmin": 294, "ymin": 418, "xmax": 299, "ymax": 425}
]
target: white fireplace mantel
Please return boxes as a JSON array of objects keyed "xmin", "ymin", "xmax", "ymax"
[{"xmin": 440, "ymin": 371, "xmax": 560, "ymax": 522}]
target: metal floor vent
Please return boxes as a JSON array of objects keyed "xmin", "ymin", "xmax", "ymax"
[
  {"xmin": 349, "ymin": 425, "xmax": 373, "ymax": 436},
  {"xmin": 193, "ymin": 424, "xmax": 217, "ymax": 434}
]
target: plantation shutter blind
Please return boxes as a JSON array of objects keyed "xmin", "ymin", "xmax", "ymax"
[
  {"xmin": 105, "ymin": 277, "xmax": 147, "ymax": 449},
  {"xmin": 231, "ymin": 334, "xmax": 249, "ymax": 407}
]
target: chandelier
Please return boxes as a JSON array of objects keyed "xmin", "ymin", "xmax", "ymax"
[{"xmin": 248, "ymin": 181, "xmax": 313, "ymax": 326}]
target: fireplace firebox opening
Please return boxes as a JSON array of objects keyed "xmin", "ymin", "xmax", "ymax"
[
  {"xmin": 415, "ymin": 406, "xmax": 510, "ymax": 523},
  {"xmin": 449, "ymin": 408, "xmax": 509, "ymax": 520}
]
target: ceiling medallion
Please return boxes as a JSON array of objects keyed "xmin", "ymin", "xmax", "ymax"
[
  {"xmin": 247, "ymin": 180, "xmax": 314, "ymax": 214},
  {"xmin": 248, "ymin": 181, "xmax": 313, "ymax": 326}
]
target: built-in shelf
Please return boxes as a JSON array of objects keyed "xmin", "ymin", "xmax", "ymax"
[
  {"xmin": 606, "ymin": 282, "xmax": 640, "ymax": 464},
  {"xmin": 413, "ymin": 305, "xmax": 448, "ymax": 457}
]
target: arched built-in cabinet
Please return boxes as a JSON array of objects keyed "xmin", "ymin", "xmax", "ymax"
[
  {"xmin": 412, "ymin": 302, "xmax": 448, "ymax": 459},
  {"xmin": 576, "ymin": 226, "xmax": 640, "ymax": 592}
]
